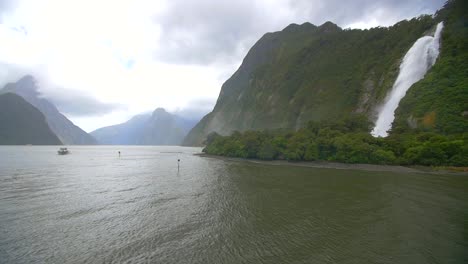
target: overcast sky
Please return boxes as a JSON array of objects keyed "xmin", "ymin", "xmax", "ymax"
[{"xmin": 0, "ymin": 0, "xmax": 445, "ymax": 132}]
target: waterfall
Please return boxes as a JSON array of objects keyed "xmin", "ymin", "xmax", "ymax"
[{"xmin": 371, "ymin": 22, "xmax": 444, "ymax": 137}]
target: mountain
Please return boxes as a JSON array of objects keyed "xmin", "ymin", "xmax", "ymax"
[
  {"xmin": 91, "ymin": 113, "xmax": 150, "ymax": 145},
  {"xmin": 0, "ymin": 93, "xmax": 62, "ymax": 145},
  {"xmin": 91, "ymin": 108, "xmax": 197, "ymax": 145},
  {"xmin": 0, "ymin": 76, "xmax": 97, "ymax": 145},
  {"xmin": 184, "ymin": 0, "xmax": 467, "ymax": 146},
  {"xmin": 139, "ymin": 108, "xmax": 193, "ymax": 145}
]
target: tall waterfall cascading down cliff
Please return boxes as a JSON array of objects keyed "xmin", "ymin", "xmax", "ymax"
[{"xmin": 371, "ymin": 22, "xmax": 444, "ymax": 137}]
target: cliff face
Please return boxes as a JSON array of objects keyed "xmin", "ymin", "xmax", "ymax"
[
  {"xmin": 184, "ymin": 17, "xmax": 437, "ymax": 146},
  {"xmin": 0, "ymin": 93, "xmax": 62, "ymax": 145},
  {"xmin": 1, "ymin": 76, "xmax": 97, "ymax": 145}
]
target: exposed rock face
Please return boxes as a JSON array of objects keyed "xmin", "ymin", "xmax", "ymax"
[
  {"xmin": 0, "ymin": 93, "xmax": 62, "ymax": 145},
  {"xmin": 1, "ymin": 76, "xmax": 96, "ymax": 145}
]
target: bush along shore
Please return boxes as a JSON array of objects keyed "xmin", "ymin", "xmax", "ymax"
[{"xmin": 202, "ymin": 115, "xmax": 468, "ymax": 168}]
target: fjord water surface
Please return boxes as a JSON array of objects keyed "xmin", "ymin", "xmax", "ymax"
[{"xmin": 0, "ymin": 146, "xmax": 467, "ymax": 263}]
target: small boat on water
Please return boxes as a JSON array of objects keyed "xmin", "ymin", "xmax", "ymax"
[{"xmin": 57, "ymin": 147, "xmax": 70, "ymax": 155}]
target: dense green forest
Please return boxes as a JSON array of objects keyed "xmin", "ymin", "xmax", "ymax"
[{"xmin": 203, "ymin": 115, "xmax": 467, "ymax": 167}]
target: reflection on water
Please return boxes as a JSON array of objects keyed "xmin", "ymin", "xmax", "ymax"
[{"xmin": 0, "ymin": 146, "xmax": 467, "ymax": 263}]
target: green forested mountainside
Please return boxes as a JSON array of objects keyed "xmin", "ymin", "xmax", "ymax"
[
  {"xmin": 201, "ymin": 1, "xmax": 468, "ymax": 167},
  {"xmin": 393, "ymin": 0, "xmax": 468, "ymax": 135},
  {"xmin": 203, "ymin": 115, "xmax": 468, "ymax": 167},
  {"xmin": 185, "ymin": 0, "xmax": 467, "ymax": 146},
  {"xmin": 184, "ymin": 14, "xmax": 437, "ymax": 146},
  {"xmin": 0, "ymin": 93, "xmax": 62, "ymax": 145}
]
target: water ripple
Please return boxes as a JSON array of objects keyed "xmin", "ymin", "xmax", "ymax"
[{"xmin": 0, "ymin": 146, "xmax": 467, "ymax": 264}]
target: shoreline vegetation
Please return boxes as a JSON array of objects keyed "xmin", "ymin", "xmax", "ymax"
[
  {"xmin": 200, "ymin": 115, "xmax": 467, "ymax": 172},
  {"xmin": 196, "ymin": 153, "xmax": 468, "ymax": 175}
]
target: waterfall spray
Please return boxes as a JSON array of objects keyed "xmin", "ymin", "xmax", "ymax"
[{"xmin": 371, "ymin": 22, "xmax": 444, "ymax": 137}]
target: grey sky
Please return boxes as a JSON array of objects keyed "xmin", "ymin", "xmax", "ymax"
[
  {"xmin": 172, "ymin": 98, "xmax": 217, "ymax": 121},
  {"xmin": 43, "ymin": 89, "xmax": 124, "ymax": 117}
]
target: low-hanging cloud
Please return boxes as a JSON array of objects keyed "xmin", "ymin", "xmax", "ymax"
[
  {"xmin": 41, "ymin": 88, "xmax": 125, "ymax": 117},
  {"xmin": 172, "ymin": 97, "xmax": 217, "ymax": 121},
  {"xmin": 154, "ymin": 0, "xmax": 274, "ymax": 65}
]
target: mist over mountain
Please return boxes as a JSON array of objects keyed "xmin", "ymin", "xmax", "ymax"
[
  {"xmin": 91, "ymin": 113, "xmax": 151, "ymax": 145},
  {"xmin": 0, "ymin": 93, "xmax": 62, "ymax": 145},
  {"xmin": 91, "ymin": 108, "xmax": 198, "ymax": 145},
  {"xmin": 0, "ymin": 76, "xmax": 97, "ymax": 145}
]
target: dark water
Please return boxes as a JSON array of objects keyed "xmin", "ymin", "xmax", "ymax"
[{"xmin": 0, "ymin": 146, "xmax": 467, "ymax": 264}]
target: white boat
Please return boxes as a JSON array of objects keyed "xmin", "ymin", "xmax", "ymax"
[{"xmin": 57, "ymin": 147, "xmax": 70, "ymax": 155}]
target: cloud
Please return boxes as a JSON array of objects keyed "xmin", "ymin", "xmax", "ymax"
[
  {"xmin": 171, "ymin": 97, "xmax": 217, "ymax": 121},
  {"xmin": 40, "ymin": 88, "xmax": 125, "ymax": 117},
  {"xmin": 153, "ymin": 0, "xmax": 279, "ymax": 65}
]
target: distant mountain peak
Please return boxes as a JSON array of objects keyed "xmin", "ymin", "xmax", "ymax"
[
  {"xmin": 3, "ymin": 74, "xmax": 39, "ymax": 96},
  {"xmin": 17, "ymin": 75, "xmax": 36, "ymax": 84},
  {"xmin": 91, "ymin": 107, "xmax": 199, "ymax": 145},
  {"xmin": 153, "ymin": 107, "xmax": 167, "ymax": 114},
  {"xmin": 152, "ymin": 108, "xmax": 171, "ymax": 119},
  {"xmin": 318, "ymin": 21, "xmax": 341, "ymax": 32},
  {"xmin": 282, "ymin": 22, "xmax": 317, "ymax": 33},
  {"xmin": 283, "ymin": 23, "xmax": 300, "ymax": 31}
]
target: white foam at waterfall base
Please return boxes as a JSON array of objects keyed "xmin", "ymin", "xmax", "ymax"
[{"xmin": 371, "ymin": 22, "xmax": 444, "ymax": 137}]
